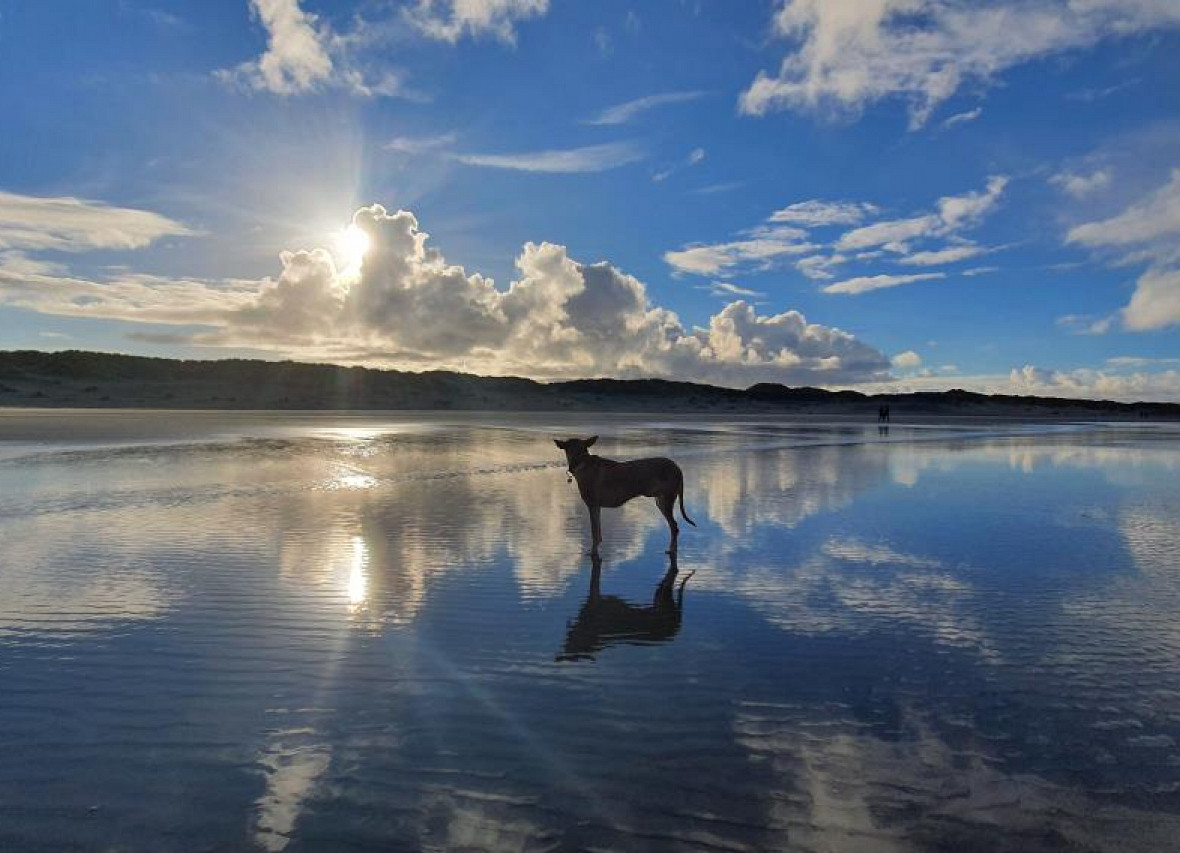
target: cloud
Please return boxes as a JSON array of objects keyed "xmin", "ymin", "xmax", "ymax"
[
  {"xmin": 1067, "ymin": 169, "xmax": 1180, "ymax": 330},
  {"xmin": 652, "ymin": 147, "xmax": 706, "ymax": 183},
  {"xmin": 1056, "ymin": 313, "xmax": 1116, "ymax": 335},
  {"xmin": 664, "ymin": 228, "xmax": 817, "ymax": 277},
  {"xmin": 891, "ymin": 350, "xmax": 922, "ymax": 369},
  {"xmin": 795, "ymin": 254, "xmax": 848, "ymax": 280},
  {"xmin": 584, "ymin": 91, "xmax": 706, "ymax": 125},
  {"xmin": 1051, "ymin": 168, "xmax": 1112, "ymax": 198},
  {"xmin": 702, "ymin": 281, "xmax": 764, "ymax": 298},
  {"xmin": 690, "ymin": 182, "xmax": 744, "ymax": 195},
  {"xmin": 898, "ymin": 244, "xmax": 986, "ymax": 266},
  {"xmin": 0, "ymin": 190, "xmax": 195, "ymax": 252},
  {"xmin": 768, "ymin": 200, "xmax": 877, "ymax": 226},
  {"xmin": 217, "ymin": 0, "xmax": 408, "ymax": 97},
  {"xmin": 823, "ymin": 272, "xmax": 945, "ymax": 295},
  {"xmin": 836, "ymin": 215, "xmax": 940, "ymax": 252},
  {"xmin": 667, "ymin": 176, "xmax": 1005, "ymax": 288},
  {"xmin": 940, "ymin": 107, "xmax": 982, "ymax": 129},
  {"xmin": 739, "ymin": 0, "xmax": 1180, "ymax": 128},
  {"xmin": 837, "ymin": 176, "xmax": 1008, "ymax": 251},
  {"xmin": 405, "ymin": 0, "xmax": 548, "ymax": 44},
  {"xmin": 454, "ymin": 142, "xmax": 643, "ymax": 173},
  {"xmin": 384, "ymin": 132, "xmax": 458, "ymax": 154},
  {"xmin": 1010, "ymin": 363, "xmax": 1180, "ymax": 402},
  {"xmin": 0, "ymin": 203, "xmax": 894, "ymax": 387}
]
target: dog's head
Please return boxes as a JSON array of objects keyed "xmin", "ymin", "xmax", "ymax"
[{"xmin": 554, "ymin": 436, "xmax": 597, "ymax": 471}]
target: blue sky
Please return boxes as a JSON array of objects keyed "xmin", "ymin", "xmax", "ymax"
[{"xmin": 1, "ymin": 0, "xmax": 1179, "ymax": 399}]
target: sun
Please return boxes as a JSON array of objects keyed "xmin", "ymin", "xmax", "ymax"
[{"xmin": 335, "ymin": 224, "xmax": 370, "ymax": 275}]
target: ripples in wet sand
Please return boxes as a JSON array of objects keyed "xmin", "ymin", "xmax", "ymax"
[{"xmin": 1, "ymin": 413, "xmax": 1179, "ymax": 851}]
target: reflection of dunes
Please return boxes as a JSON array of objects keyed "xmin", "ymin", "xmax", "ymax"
[{"xmin": 735, "ymin": 705, "xmax": 1180, "ymax": 852}]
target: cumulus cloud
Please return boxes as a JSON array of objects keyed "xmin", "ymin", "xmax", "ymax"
[
  {"xmin": 405, "ymin": 0, "xmax": 548, "ymax": 44},
  {"xmin": 1051, "ymin": 168, "xmax": 1112, "ymax": 198},
  {"xmin": 892, "ymin": 350, "xmax": 922, "ymax": 369},
  {"xmin": 584, "ymin": 91, "xmax": 706, "ymax": 125},
  {"xmin": 1067, "ymin": 169, "xmax": 1180, "ymax": 330},
  {"xmin": 217, "ymin": 0, "xmax": 407, "ymax": 97},
  {"xmin": 740, "ymin": 0, "xmax": 1180, "ymax": 128},
  {"xmin": 454, "ymin": 142, "xmax": 643, "ymax": 173},
  {"xmin": 0, "ymin": 190, "xmax": 195, "ymax": 252},
  {"xmin": 1009, "ymin": 363, "xmax": 1180, "ymax": 402},
  {"xmin": 0, "ymin": 203, "xmax": 893, "ymax": 387},
  {"xmin": 823, "ymin": 272, "xmax": 945, "ymax": 295}
]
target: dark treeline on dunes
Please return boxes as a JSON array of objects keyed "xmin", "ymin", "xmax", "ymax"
[{"xmin": 1, "ymin": 349, "xmax": 1178, "ymax": 418}]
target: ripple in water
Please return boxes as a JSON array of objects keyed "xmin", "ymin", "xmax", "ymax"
[{"xmin": 1, "ymin": 412, "xmax": 1178, "ymax": 851}]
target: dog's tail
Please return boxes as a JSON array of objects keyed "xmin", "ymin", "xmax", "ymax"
[{"xmin": 678, "ymin": 481, "xmax": 697, "ymax": 527}]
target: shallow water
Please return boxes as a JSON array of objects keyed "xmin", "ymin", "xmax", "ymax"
[{"xmin": 2, "ymin": 411, "xmax": 1179, "ymax": 852}]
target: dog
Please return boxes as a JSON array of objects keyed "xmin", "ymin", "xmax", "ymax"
[{"xmin": 554, "ymin": 435, "xmax": 696, "ymax": 556}]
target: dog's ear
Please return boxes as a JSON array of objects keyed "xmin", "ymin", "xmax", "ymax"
[
  {"xmin": 585, "ymin": 435, "xmax": 598, "ymax": 447},
  {"xmin": 554, "ymin": 439, "xmax": 566, "ymax": 449}
]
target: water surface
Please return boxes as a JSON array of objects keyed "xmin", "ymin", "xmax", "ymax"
[{"xmin": 2, "ymin": 411, "xmax": 1179, "ymax": 851}]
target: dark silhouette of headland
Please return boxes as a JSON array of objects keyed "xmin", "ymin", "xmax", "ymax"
[{"xmin": 1, "ymin": 349, "xmax": 1178, "ymax": 418}]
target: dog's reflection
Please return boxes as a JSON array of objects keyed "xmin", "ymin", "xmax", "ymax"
[{"xmin": 557, "ymin": 555, "xmax": 693, "ymax": 662}]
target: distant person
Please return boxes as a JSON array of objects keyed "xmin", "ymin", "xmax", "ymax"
[
  {"xmin": 878, "ymin": 405, "xmax": 891, "ymax": 423},
  {"xmin": 555, "ymin": 435, "xmax": 696, "ymax": 557}
]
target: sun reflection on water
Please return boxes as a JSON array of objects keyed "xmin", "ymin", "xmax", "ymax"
[{"xmin": 347, "ymin": 536, "xmax": 368, "ymax": 613}]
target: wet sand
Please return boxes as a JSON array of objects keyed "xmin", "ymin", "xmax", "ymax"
[{"xmin": 2, "ymin": 412, "xmax": 1179, "ymax": 851}]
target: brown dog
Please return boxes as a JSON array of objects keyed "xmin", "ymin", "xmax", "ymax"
[{"xmin": 555, "ymin": 436, "xmax": 696, "ymax": 556}]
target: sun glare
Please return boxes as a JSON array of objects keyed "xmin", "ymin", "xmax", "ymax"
[{"xmin": 336, "ymin": 224, "xmax": 370, "ymax": 275}]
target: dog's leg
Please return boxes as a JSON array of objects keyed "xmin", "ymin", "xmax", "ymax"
[
  {"xmin": 588, "ymin": 504, "xmax": 602, "ymax": 556},
  {"xmin": 657, "ymin": 494, "xmax": 679, "ymax": 555}
]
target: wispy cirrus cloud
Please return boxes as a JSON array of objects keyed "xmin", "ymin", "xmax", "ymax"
[
  {"xmin": 652, "ymin": 147, "xmax": 705, "ymax": 183},
  {"xmin": 664, "ymin": 227, "xmax": 817, "ymax": 277},
  {"xmin": 383, "ymin": 132, "xmax": 458, "ymax": 155},
  {"xmin": 665, "ymin": 176, "xmax": 1007, "ymax": 291},
  {"xmin": 454, "ymin": 141, "xmax": 643, "ymax": 173},
  {"xmin": 0, "ymin": 190, "xmax": 195, "ymax": 252},
  {"xmin": 823, "ymin": 272, "xmax": 946, "ymax": 296},
  {"xmin": 940, "ymin": 107, "xmax": 982, "ymax": 130},
  {"xmin": 585, "ymin": 90, "xmax": 706, "ymax": 125}
]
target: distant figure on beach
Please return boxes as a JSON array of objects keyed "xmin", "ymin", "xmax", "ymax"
[
  {"xmin": 557, "ymin": 554, "xmax": 692, "ymax": 661},
  {"xmin": 878, "ymin": 405, "xmax": 891, "ymax": 423},
  {"xmin": 555, "ymin": 436, "xmax": 696, "ymax": 557}
]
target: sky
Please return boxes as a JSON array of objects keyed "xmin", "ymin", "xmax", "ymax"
[{"xmin": 1, "ymin": 0, "xmax": 1179, "ymax": 400}]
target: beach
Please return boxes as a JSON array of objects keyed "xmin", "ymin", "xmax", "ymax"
[{"xmin": 2, "ymin": 412, "xmax": 1179, "ymax": 851}]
